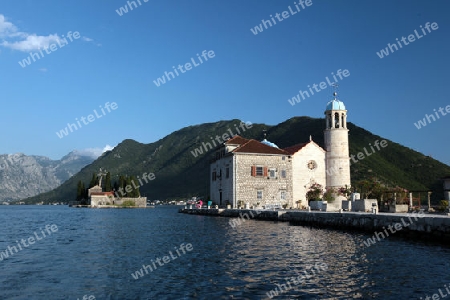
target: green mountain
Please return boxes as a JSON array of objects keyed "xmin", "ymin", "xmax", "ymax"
[{"xmin": 20, "ymin": 117, "xmax": 450, "ymax": 204}]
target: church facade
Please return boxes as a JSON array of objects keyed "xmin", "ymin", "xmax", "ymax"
[{"xmin": 209, "ymin": 94, "xmax": 350, "ymax": 209}]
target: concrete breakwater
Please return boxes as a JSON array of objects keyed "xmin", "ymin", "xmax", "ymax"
[{"xmin": 179, "ymin": 208, "xmax": 450, "ymax": 244}]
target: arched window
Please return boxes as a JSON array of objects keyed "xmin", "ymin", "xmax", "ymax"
[{"xmin": 334, "ymin": 113, "xmax": 340, "ymax": 128}]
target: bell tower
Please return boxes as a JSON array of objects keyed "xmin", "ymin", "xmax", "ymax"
[{"xmin": 324, "ymin": 91, "xmax": 351, "ymax": 189}]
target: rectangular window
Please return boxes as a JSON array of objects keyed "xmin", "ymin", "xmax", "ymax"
[
  {"xmin": 269, "ymin": 168, "xmax": 276, "ymax": 178},
  {"xmin": 256, "ymin": 166, "xmax": 263, "ymax": 176},
  {"xmin": 281, "ymin": 170, "xmax": 286, "ymax": 178},
  {"xmin": 226, "ymin": 167, "xmax": 229, "ymax": 179},
  {"xmin": 257, "ymin": 190, "xmax": 263, "ymax": 200},
  {"xmin": 280, "ymin": 190, "xmax": 286, "ymax": 200},
  {"xmin": 212, "ymin": 171, "xmax": 216, "ymax": 181},
  {"xmin": 282, "ymin": 156, "xmax": 285, "ymax": 160}
]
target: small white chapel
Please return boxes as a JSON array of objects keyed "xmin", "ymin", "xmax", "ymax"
[{"xmin": 209, "ymin": 92, "xmax": 351, "ymax": 209}]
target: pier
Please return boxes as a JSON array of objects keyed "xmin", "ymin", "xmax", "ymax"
[{"xmin": 179, "ymin": 208, "xmax": 450, "ymax": 244}]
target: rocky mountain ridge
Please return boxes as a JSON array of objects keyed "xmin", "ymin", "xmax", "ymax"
[{"xmin": 0, "ymin": 151, "xmax": 95, "ymax": 202}]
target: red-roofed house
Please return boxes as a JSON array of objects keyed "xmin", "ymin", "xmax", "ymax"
[{"xmin": 210, "ymin": 136, "xmax": 293, "ymax": 208}]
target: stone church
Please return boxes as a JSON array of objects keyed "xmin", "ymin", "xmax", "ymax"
[{"xmin": 209, "ymin": 93, "xmax": 351, "ymax": 209}]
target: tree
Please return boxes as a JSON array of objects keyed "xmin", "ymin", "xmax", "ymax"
[
  {"xmin": 76, "ymin": 180, "xmax": 84, "ymax": 201},
  {"xmin": 129, "ymin": 175, "xmax": 141, "ymax": 198},
  {"xmin": 104, "ymin": 172, "xmax": 112, "ymax": 192},
  {"xmin": 89, "ymin": 173, "xmax": 98, "ymax": 189},
  {"xmin": 125, "ymin": 177, "xmax": 133, "ymax": 197},
  {"xmin": 118, "ymin": 175, "xmax": 126, "ymax": 197}
]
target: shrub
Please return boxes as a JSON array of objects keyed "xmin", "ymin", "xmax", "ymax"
[
  {"xmin": 306, "ymin": 183, "xmax": 323, "ymax": 201},
  {"xmin": 122, "ymin": 200, "xmax": 136, "ymax": 207},
  {"xmin": 323, "ymin": 188, "xmax": 336, "ymax": 203},
  {"xmin": 438, "ymin": 200, "xmax": 449, "ymax": 212}
]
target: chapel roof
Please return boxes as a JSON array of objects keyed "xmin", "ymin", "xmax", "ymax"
[
  {"xmin": 283, "ymin": 142, "xmax": 309, "ymax": 155},
  {"xmin": 232, "ymin": 139, "xmax": 289, "ymax": 155},
  {"xmin": 325, "ymin": 92, "xmax": 346, "ymax": 111},
  {"xmin": 225, "ymin": 135, "xmax": 249, "ymax": 145}
]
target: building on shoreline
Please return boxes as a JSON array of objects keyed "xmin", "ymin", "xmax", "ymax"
[
  {"xmin": 86, "ymin": 184, "xmax": 147, "ymax": 208},
  {"xmin": 209, "ymin": 93, "xmax": 350, "ymax": 209}
]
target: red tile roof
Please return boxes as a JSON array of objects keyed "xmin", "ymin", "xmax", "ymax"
[
  {"xmin": 283, "ymin": 141, "xmax": 326, "ymax": 154},
  {"xmin": 225, "ymin": 135, "xmax": 249, "ymax": 145},
  {"xmin": 232, "ymin": 139, "xmax": 290, "ymax": 155},
  {"xmin": 90, "ymin": 192, "xmax": 114, "ymax": 196},
  {"xmin": 283, "ymin": 142, "xmax": 309, "ymax": 155}
]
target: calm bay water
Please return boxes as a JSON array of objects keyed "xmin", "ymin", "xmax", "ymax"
[{"xmin": 0, "ymin": 205, "xmax": 449, "ymax": 300}]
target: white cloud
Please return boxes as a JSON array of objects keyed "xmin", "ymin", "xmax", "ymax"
[
  {"xmin": 82, "ymin": 36, "xmax": 101, "ymax": 47},
  {"xmin": 0, "ymin": 14, "xmax": 61, "ymax": 52},
  {"xmin": 102, "ymin": 144, "xmax": 115, "ymax": 153},
  {"xmin": 76, "ymin": 145, "xmax": 116, "ymax": 158},
  {"xmin": 2, "ymin": 34, "xmax": 60, "ymax": 51},
  {"xmin": 0, "ymin": 15, "xmax": 20, "ymax": 37}
]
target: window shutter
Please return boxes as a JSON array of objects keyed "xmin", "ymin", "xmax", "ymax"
[
  {"xmin": 251, "ymin": 166, "xmax": 256, "ymax": 177},
  {"xmin": 263, "ymin": 167, "xmax": 268, "ymax": 177}
]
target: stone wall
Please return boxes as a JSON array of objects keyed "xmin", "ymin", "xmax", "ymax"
[
  {"xmin": 179, "ymin": 208, "xmax": 450, "ymax": 244},
  {"xmin": 114, "ymin": 197, "xmax": 147, "ymax": 207},
  {"xmin": 389, "ymin": 204, "xmax": 409, "ymax": 213},
  {"xmin": 210, "ymin": 156, "xmax": 234, "ymax": 206},
  {"xmin": 309, "ymin": 201, "xmax": 326, "ymax": 211},
  {"xmin": 234, "ymin": 153, "xmax": 292, "ymax": 208},
  {"xmin": 90, "ymin": 196, "xmax": 146, "ymax": 207},
  {"xmin": 323, "ymin": 200, "xmax": 342, "ymax": 212},
  {"xmin": 352, "ymin": 199, "xmax": 377, "ymax": 212}
]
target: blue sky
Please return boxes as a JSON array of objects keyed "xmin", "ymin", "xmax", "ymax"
[{"xmin": 0, "ymin": 0, "xmax": 449, "ymax": 165}]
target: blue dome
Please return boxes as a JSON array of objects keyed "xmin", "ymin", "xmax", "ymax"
[
  {"xmin": 326, "ymin": 99, "xmax": 346, "ymax": 111},
  {"xmin": 261, "ymin": 139, "xmax": 279, "ymax": 148}
]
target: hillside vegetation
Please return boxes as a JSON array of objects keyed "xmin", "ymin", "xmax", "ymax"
[{"xmin": 21, "ymin": 117, "xmax": 450, "ymax": 204}]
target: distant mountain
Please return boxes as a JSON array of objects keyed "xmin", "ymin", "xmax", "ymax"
[
  {"xmin": 0, "ymin": 151, "xmax": 95, "ymax": 202},
  {"xmin": 21, "ymin": 117, "xmax": 450, "ymax": 204}
]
